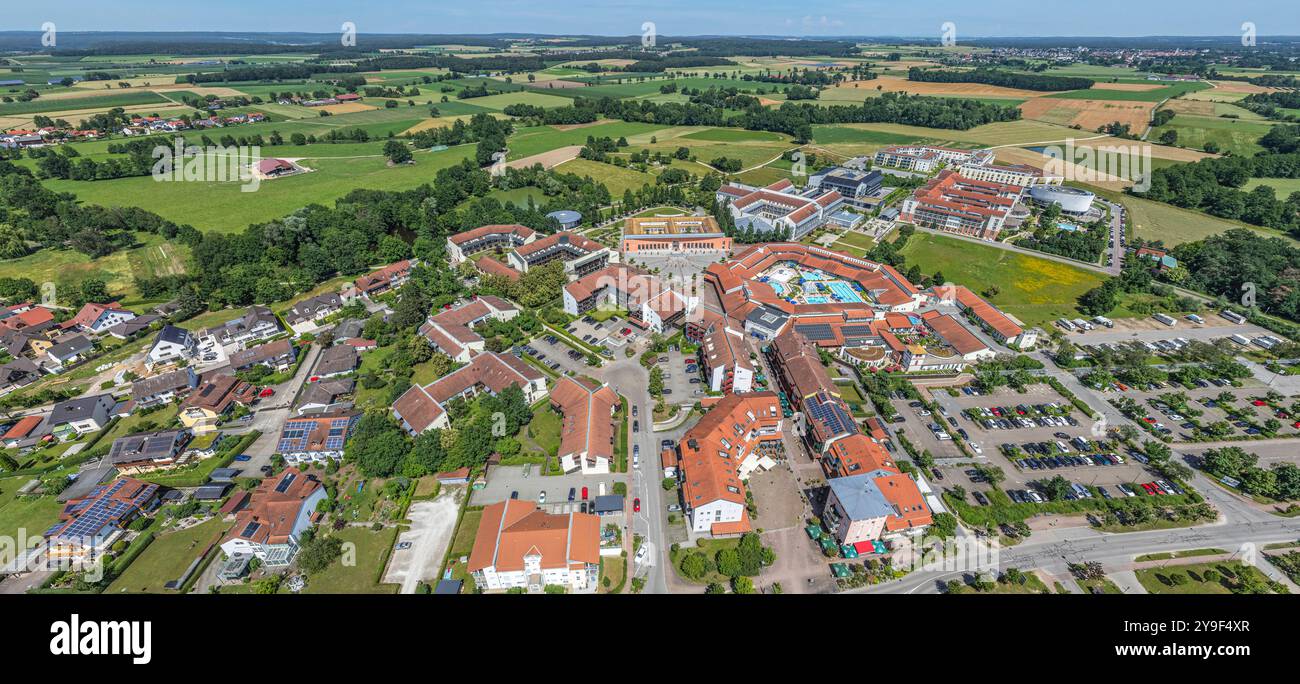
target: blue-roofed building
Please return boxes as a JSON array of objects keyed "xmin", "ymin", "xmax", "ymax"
[
  {"xmin": 276, "ymin": 410, "xmax": 359, "ymax": 465},
  {"xmin": 546, "ymin": 209, "xmax": 582, "ymax": 230},
  {"xmin": 45, "ymin": 477, "xmax": 159, "ymax": 563},
  {"xmin": 0, "ymin": 79, "xmax": 25, "ymax": 87},
  {"xmin": 824, "ymin": 469, "xmax": 932, "ymax": 544}
]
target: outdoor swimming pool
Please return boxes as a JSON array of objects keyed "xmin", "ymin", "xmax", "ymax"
[
  {"xmin": 824, "ymin": 281, "xmax": 865, "ymax": 303},
  {"xmin": 1057, "ymin": 222, "xmax": 1080, "ymax": 232},
  {"xmin": 805, "ymin": 296, "xmax": 831, "ymax": 304}
]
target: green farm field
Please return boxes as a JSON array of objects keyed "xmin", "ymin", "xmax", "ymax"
[
  {"xmin": 0, "ymin": 91, "xmax": 170, "ymax": 116},
  {"xmin": 1098, "ymin": 189, "xmax": 1300, "ymax": 247},
  {"xmin": 46, "ymin": 144, "xmax": 476, "ymax": 234},
  {"xmin": 1150, "ymin": 114, "xmax": 1277, "ymax": 156}
]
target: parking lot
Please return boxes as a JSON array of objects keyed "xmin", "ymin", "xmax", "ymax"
[
  {"xmin": 563, "ymin": 315, "xmax": 626, "ymax": 348},
  {"xmin": 1108, "ymin": 383, "xmax": 1300, "ymax": 441},
  {"xmin": 646, "ymin": 345, "xmax": 709, "ymax": 402},
  {"xmin": 470, "ymin": 465, "xmax": 624, "ymax": 513},
  {"xmin": 887, "ymin": 397, "xmax": 968, "ymax": 461},
  {"xmin": 923, "ymin": 384, "xmax": 1163, "ymax": 491},
  {"xmin": 520, "ymin": 335, "xmax": 596, "ymax": 376}
]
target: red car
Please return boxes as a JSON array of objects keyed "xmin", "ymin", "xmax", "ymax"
[
  {"xmin": 258, "ymin": 388, "xmax": 274, "ymax": 398},
  {"xmin": 1253, "ymin": 400, "xmax": 1267, "ymax": 406},
  {"xmin": 621, "ymin": 327, "xmax": 631, "ymax": 335},
  {"xmin": 581, "ymin": 486, "xmax": 588, "ymax": 500},
  {"xmin": 633, "ymin": 498, "xmax": 641, "ymax": 512}
]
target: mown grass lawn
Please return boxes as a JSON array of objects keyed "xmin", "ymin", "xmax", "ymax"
[
  {"xmin": 0, "ymin": 475, "xmax": 65, "ymax": 544},
  {"xmin": 302, "ymin": 526, "xmax": 400, "ymax": 594},
  {"xmin": 897, "ymin": 231, "xmax": 1105, "ymax": 328},
  {"xmin": 527, "ymin": 406, "xmax": 563, "ymax": 458},
  {"xmin": 1136, "ymin": 561, "xmax": 1280, "ymax": 595},
  {"xmin": 106, "ymin": 517, "xmax": 228, "ymax": 593}
]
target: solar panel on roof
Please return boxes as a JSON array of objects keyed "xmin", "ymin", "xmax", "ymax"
[
  {"xmin": 240, "ymin": 521, "xmax": 260, "ymax": 538},
  {"xmin": 795, "ymin": 324, "xmax": 835, "ymax": 341},
  {"xmin": 841, "ymin": 325, "xmax": 873, "ymax": 337},
  {"xmin": 274, "ymin": 473, "xmax": 296, "ymax": 493}
]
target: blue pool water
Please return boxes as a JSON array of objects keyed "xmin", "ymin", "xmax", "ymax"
[
  {"xmin": 1057, "ymin": 222, "xmax": 1080, "ymax": 232},
  {"xmin": 805, "ymin": 296, "xmax": 831, "ymax": 304},
  {"xmin": 771, "ymin": 282, "xmax": 786, "ymax": 296},
  {"xmin": 824, "ymin": 281, "xmax": 865, "ymax": 303}
]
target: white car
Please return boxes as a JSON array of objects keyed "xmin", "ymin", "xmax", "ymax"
[
  {"xmin": 970, "ymin": 443, "xmax": 983, "ymax": 455},
  {"xmin": 634, "ymin": 544, "xmax": 649, "ymax": 565},
  {"xmin": 538, "ymin": 491, "xmax": 546, "ymax": 504}
]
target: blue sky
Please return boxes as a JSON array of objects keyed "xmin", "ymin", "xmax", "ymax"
[{"xmin": 25, "ymin": 0, "xmax": 1300, "ymax": 37}]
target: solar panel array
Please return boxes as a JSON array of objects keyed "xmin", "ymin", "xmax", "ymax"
[
  {"xmin": 52, "ymin": 479, "xmax": 158, "ymax": 541},
  {"xmin": 805, "ymin": 393, "xmax": 858, "ymax": 438},
  {"xmin": 840, "ymin": 325, "xmax": 873, "ymax": 338},
  {"xmin": 274, "ymin": 472, "xmax": 297, "ymax": 493},
  {"xmin": 794, "ymin": 324, "xmax": 835, "ymax": 342}
]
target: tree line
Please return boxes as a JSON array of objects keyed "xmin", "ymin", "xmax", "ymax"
[{"xmin": 907, "ymin": 67, "xmax": 1095, "ymax": 91}]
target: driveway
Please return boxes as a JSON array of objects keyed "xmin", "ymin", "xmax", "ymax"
[
  {"xmin": 385, "ymin": 488, "xmax": 460, "ymax": 594},
  {"xmin": 230, "ymin": 342, "xmax": 322, "ymax": 475}
]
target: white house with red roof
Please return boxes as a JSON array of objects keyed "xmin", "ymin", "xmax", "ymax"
[{"xmin": 61, "ymin": 302, "xmax": 137, "ymax": 336}]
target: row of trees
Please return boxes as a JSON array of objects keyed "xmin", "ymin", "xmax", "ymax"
[{"xmin": 907, "ymin": 67, "xmax": 1095, "ymax": 91}]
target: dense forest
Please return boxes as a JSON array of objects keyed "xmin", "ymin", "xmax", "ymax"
[
  {"xmin": 1169, "ymin": 229, "xmax": 1300, "ymax": 323},
  {"xmin": 907, "ymin": 67, "xmax": 1095, "ymax": 91}
]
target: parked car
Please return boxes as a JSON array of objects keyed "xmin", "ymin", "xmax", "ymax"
[
  {"xmin": 538, "ymin": 491, "xmax": 546, "ymax": 504},
  {"xmin": 568, "ymin": 487, "xmax": 576, "ymax": 502},
  {"xmin": 633, "ymin": 498, "xmax": 641, "ymax": 512}
]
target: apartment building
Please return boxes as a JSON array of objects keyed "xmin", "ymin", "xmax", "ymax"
[{"xmin": 677, "ymin": 392, "xmax": 784, "ymax": 536}]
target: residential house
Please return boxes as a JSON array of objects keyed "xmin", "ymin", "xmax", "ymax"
[
  {"xmin": 0, "ymin": 357, "xmax": 41, "ymax": 396},
  {"xmin": 467, "ymin": 499, "xmax": 600, "ymax": 593},
  {"xmin": 219, "ymin": 469, "xmax": 325, "ymax": 566},
  {"xmin": 130, "ymin": 367, "xmax": 199, "ymax": 407},
  {"xmin": 295, "ymin": 378, "xmax": 355, "ymax": 414},
  {"xmin": 107, "ymin": 429, "xmax": 192, "ymax": 472},
  {"xmin": 179, "ymin": 374, "xmax": 257, "ymax": 434},
  {"xmin": 418, "ymin": 296, "xmax": 519, "ymax": 362},
  {"xmin": 228, "ymin": 338, "xmax": 297, "ymax": 373},
  {"xmin": 549, "ymin": 376, "xmax": 618, "ymax": 475},
  {"xmin": 43, "ymin": 335, "xmax": 93, "ymax": 373},
  {"xmin": 392, "ymin": 352, "xmax": 546, "ymax": 434},
  {"xmin": 104, "ymin": 314, "xmax": 160, "ymax": 340},
  {"xmin": 204, "ymin": 306, "xmax": 282, "ymax": 347},
  {"xmin": 311, "ymin": 344, "xmax": 357, "ymax": 379},
  {"xmin": 47, "ymin": 394, "xmax": 114, "ymax": 439},
  {"xmin": 284, "ymin": 292, "xmax": 343, "ymax": 335},
  {"xmin": 354, "ymin": 260, "xmax": 413, "ymax": 297},
  {"xmin": 44, "ymin": 477, "xmax": 159, "ymax": 564},
  {"xmin": 2, "ymin": 414, "xmax": 46, "ymax": 448},
  {"xmin": 61, "ymin": 302, "xmax": 137, "ymax": 336},
  {"xmin": 145, "ymin": 324, "xmax": 197, "ymax": 370},
  {"xmin": 275, "ymin": 410, "xmax": 359, "ymax": 464}
]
